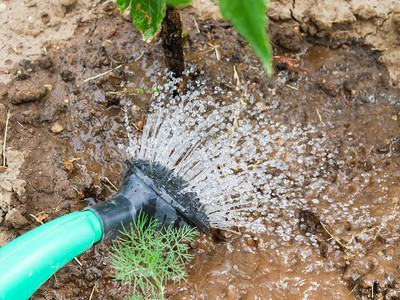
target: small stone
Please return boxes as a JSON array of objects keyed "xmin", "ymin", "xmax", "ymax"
[
  {"xmin": 272, "ymin": 26, "xmax": 303, "ymax": 52},
  {"xmin": 0, "ymin": 178, "xmax": 12, "ymax": 192},
  {"xmin": 36, "ymin": 56, "xmax": 53, "ymax": 69},
  {"xmin": 0, "ymin": 3, "xmax": 7, "ymax": 14},
  {"xmin": 136, "ymin": 120, "xmax": 144, "ymax": 130},
  {"xmin": 5, "ymin": 208, "xmax": 29, "ymax": 229},
  {"xmin": 308, "ymin": 24, "xmax": 318, "ymax": 36},
  {"xmin": 60, "ymin": 69, "xmax": 75, "ymax": 82},
  {"xmin": 51, "ymin": 122, "xmax": 64, "ymax": 133},
  {"xmin": 110, "ymin": 28, "xmax": 117, "ymax": 36}
]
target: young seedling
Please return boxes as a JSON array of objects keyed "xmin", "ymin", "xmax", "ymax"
[
  {"xmin": 109, "ymin": 211, "xmax": 198, "ymax": 299},
  {"xmin": 116, "ymin": 0, "xmax": 272, "ymax": 77}
]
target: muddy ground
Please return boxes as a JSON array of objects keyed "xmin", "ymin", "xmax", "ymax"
[{"xmin": 1, "ymin": 0, "xmax": 400, "ymax": 299}]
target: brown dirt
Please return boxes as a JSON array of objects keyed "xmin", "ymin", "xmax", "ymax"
[
  {"xmin": 268, "ymin": 0, "xmax": 400, "ymax": 89},
  {"xmin": 1, "ymin": 1, "xmax": 400, "ymax": 300}
]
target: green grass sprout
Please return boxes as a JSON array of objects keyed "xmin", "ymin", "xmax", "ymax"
[
  {"xmin": 151, "ymin": 87, "xmax": 159, "ymax": 94},
  {"xmin": 109, "ymin": 211, "xmax": 198, "ymax": 299}
]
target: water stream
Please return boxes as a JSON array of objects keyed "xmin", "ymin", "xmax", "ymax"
[{"xmin": 121, "ymin": 69, "xmax": 344, "ymax": 241}]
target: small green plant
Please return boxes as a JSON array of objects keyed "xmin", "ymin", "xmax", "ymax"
[
  {"xmin": 109, "ymin": 211, "xmax": 198, "ymax": 300},
  {"xmin": 116, "ymin": 0, "xmax": 272, "ymax": 76},
  {"xmin": 151, "ymin": 87, "xmax": 159, "ymax": 93}
]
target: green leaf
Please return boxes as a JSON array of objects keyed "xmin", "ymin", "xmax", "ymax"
[
  {"xmin": 166, "ymin": 0, "xmax": 193, "ymax": 6},
  {"xmin": 218, "ymin": 0, "xmax": 273, "ymax": 76},
  {"xmin": 116, "ymin": 0, "xmax": 167, "ymax": 40},
  {"xmin": 116, "ymin": 0, "xmax": 131, "ymax": 13}
]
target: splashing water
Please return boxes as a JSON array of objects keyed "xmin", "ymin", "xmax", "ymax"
[
  {"xmin": 120, "ymin": 69, "xmax": 340, "ymax": 240},
  {"xmin": 107, "ymin": 48, "xmax": 400, "ymax": 298}
]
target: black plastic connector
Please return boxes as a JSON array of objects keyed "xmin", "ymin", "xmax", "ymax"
[{"xmin": 85, "ymin": 159, "xmax": 210, "ymax": 243}]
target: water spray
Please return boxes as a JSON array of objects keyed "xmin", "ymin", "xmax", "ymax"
[{"xmin": 0, "ymin": 158, "xmax": 209, "ymax": 299}]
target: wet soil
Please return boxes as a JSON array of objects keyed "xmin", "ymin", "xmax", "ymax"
[{"xmin": 1, "ymin": 4, "xmax": 400, "ymax": 300}]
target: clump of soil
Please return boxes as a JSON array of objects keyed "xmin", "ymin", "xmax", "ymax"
[{"xmin": 268, "ymin": 0, "xmax": 400, "ymax": 88}]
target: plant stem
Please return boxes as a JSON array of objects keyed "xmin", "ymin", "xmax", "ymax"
[
  {"xmin": 153, "ymin": 276, "xmax": 163, "ymax": 300},
  {"xmin": 161, "ymin": 5, "xmax": 184, "ymax": 78},
  {"xmin": 159, "ymin": 282, "xmax": 164, "ymax": 300}
]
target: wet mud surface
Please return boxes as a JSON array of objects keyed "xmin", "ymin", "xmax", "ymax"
[{"xmin": 1, "ymin": 4, "xmax": 400, "ymax": 300}]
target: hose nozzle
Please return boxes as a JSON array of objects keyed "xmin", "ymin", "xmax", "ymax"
[{"xmin": 86, "ymin": 159, "xmax": 210, "ymax": 242}]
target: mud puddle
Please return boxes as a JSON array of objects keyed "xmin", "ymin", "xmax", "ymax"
[{"xmin": 0, "ymin": 8, "xmax": 400, "ymax": 300}]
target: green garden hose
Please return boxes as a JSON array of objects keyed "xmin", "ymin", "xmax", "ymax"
[
  {"xmin": 0, "ymin": 211, "xmax": 102, "ymax": 299},
  {"xmin": 0, "ymin": 159, "xmax": 209, "ymax": 299}
]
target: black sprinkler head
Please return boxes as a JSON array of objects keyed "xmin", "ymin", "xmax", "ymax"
[{"xmin": 85, "ymin": 159, "xmax": 210, "ymax": 242}]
